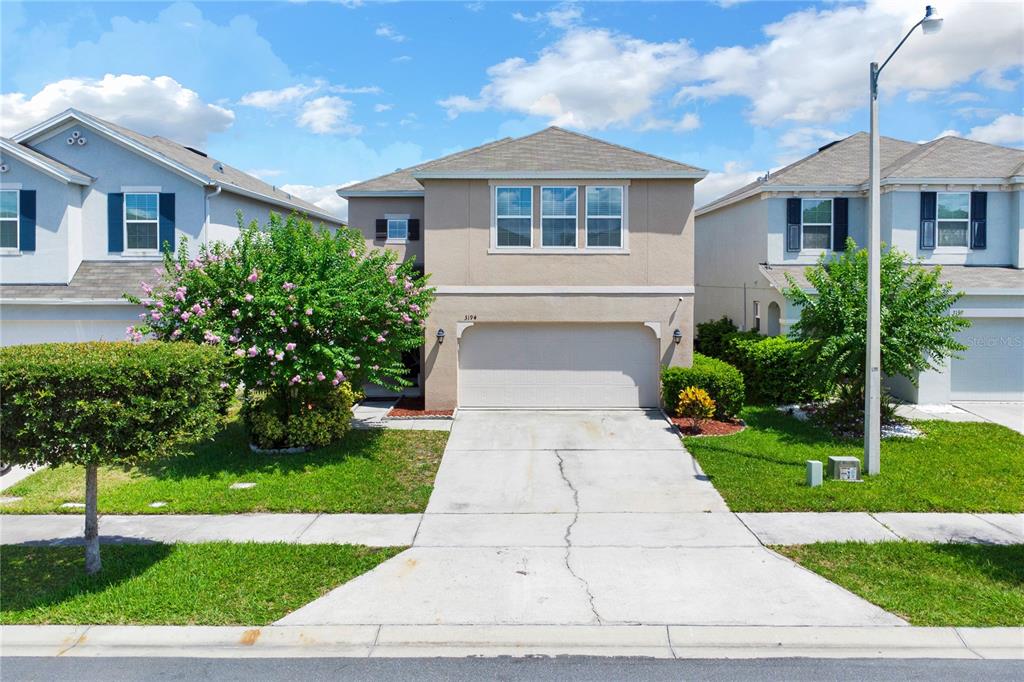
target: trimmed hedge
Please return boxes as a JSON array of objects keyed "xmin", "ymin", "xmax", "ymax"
[
  {"xmin": 661, "ymin": 353, "xmax": 745, "ymax": 418},
  {"xmin": 0, "ymin": 341, "xmax": 229, "ymax": 468},
  {"xmin": 694, "ymin": 316, "xmax": 741, "ymax": 358},
  {"xmin": 720, "ymin": 333, "xmax": 818, "ymax": 405},
  {"xmin": 244, "ymin": 383, "xmax": 356, "ymax": 450}
]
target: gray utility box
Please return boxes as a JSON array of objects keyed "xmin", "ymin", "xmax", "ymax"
[{"xmin": 828, "ymin": 456, "xmax": 861, "ymax": 482}]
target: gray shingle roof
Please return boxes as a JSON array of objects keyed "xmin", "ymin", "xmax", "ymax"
[
  {"xmin": 0, "ymin": 137, "xmax": 92, "ymax": 184},
  {"xmin": 882, "ymin": 136, "xmax": 1024, "ymax": 179},
  {"xmin": 759, "ymin": 263, "xmax": 1024, "ymax": 293},
  {"xmin": 0, "ymin": 261, "xmax": 162, "ymax": 302}
]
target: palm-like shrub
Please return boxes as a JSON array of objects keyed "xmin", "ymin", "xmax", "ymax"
[{"xmin": 677, "ymin": 386, "xmax": 717, "ymax": 433}]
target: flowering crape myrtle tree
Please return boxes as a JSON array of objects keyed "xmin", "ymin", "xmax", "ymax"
[{"xmin": 127, "ymin": 213, "xmax": 434, "ymax": 448}]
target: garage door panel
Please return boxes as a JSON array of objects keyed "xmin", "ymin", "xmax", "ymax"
[
  {"xmin": 950, "ymin": 319, "xmax": 1024, "ymax": 401},
  {"xmin": 459, "ymin": 323, "xmax": 659, "ymax": 408}
]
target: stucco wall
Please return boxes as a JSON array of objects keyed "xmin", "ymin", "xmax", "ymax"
[
  {"xmin": 766, "ymin": 195, "xmax": 868, "ymax": 265},
  {"xmin": 347, "ymin": 195, "xmax": 425, "ymax": 264},
  {"xmin": 0, "ymin": 302, "xmax": 141, "ymax": 346}
]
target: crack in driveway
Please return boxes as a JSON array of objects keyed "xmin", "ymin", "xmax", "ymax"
[{"xmin": 555, "ymin": 450, "xmax": 602, "ymax": 624}]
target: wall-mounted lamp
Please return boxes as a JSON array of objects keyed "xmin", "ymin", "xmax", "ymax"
[
  {"xmin": 672, "ymin": 329, "xmax": 683, "ymax": 345},
  {"xmin": 436, "ymin": 328, "xmax": 446, "ymax": 344}
]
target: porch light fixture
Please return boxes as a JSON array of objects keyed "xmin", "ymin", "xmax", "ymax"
[
  {"xmin": 672, "ymin": 329, "xmax": 683, "ymax": 344},
  {"xmin": 436, "ymin": 328, "xmax": 446, "ymax": 344}
]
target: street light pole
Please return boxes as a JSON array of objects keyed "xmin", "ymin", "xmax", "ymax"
[{"xmin": 864, "ymin": 6, "xmax": 943, "ymax": 476}]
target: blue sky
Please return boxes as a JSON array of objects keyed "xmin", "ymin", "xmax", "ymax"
[{"xmin": 2, "ymin": 1, "xmax": 1021, "ymax": 216}]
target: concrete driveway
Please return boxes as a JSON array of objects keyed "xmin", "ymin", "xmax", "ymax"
[
  {"xmin": 952, "ymin": 402, "xmax": 1024, "ymax": 434},
  {"xmin": 279, "ymin": 410, "xmax": 903, "ymax": 627}
]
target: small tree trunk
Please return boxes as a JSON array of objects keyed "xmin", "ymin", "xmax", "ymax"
[{"xmin": 84, "ymin": 463, "xmax": 101, "ymax": 575}]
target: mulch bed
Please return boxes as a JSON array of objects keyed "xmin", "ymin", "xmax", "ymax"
[
  {"xmin": 670, "ymin": 416, "xmax": 745, "ymax": 437},
  {"xmin": 386, "ymin": 396, "xmax": 455, "ymax": 419}
]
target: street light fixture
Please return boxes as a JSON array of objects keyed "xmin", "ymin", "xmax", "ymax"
[{"xmin": 865, "ymin": 5, "xmax": 943, "ymax": 475}]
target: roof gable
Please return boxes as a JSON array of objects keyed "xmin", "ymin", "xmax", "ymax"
[{"xmin": 0, "ymin": 137, "xmax": 92, "ymax": 185}]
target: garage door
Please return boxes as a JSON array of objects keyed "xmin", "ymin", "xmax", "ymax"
[
  {"xmin": 950, "ymin": 319, "xmax": 1024, "ymax": 401},
  {"xmin": 458, "ymin": 323, "xmax": 660, "ymax": 408}
]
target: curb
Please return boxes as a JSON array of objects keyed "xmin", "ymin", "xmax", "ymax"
[{"xmin": 3, "ymin": 624, "xmax": 1021, "ymax": 659}]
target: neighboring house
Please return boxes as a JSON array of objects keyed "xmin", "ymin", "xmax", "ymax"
[
  {"xmin": 695, "ymin": 132, "xmax": 1024, "ymax": 404},
  {"xmin": 0, "ymin": 109, "xmax": 342, "ymax": 346},
  {"xmin": 341, "ymin": 126, "xmax": 706, "ymax": 410}
]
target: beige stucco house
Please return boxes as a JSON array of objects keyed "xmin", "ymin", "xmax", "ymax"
[{"xmin": 340, "ymin": 127, "xmax": 706, "ymax": 410}]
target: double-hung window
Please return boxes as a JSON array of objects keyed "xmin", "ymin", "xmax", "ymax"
[
  {"xmin": 387, "ymin": 216, "xmax": 409, "ymax": 241},
  {"xmin": 586, "ymin": 186, "xmax": 623, "ymax": 248},
  {"xmin": 541, "ymin": 186, "xmax": 577, "ymax": 247},
  {"xmin": 495, "ymin": 186, "xmax": 532, "ymax": 248},
  {"xmin": 0, "ymin": 190, "xmax": 18, "ymax": 250},
  {"xmin": 801, "ymin": 198, "xmax": 832, "ymax": 250},
  {"xmin": 125, "ymin": 192, "xmax": 159, "ymax": 252},
  {"xmin": 936, "ymin": 192, "xmax": 969, "ymax": 247}
]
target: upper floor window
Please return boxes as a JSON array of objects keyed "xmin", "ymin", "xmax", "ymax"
[
  {"xmin": 541, "ymin": 186, "xmax": 577, "ymax": 247},
  {"xmin": 801, "ymin": 199, "xmax": 832, "ymax": 250},
  {"xmin": 586, "ymin": 186, "xmax": 623, "ymax": 248},
  {"xmin": 125, "ymin": 192, "xmax": 159, "ymax": 252},
  {"xmin": 0, "ymin": 190, "xmax": 18, "ymax": 250},
  {"xmin": 387, "ymin": 217, "xmax": 409, "ymax": 241},
  {"xmin": 936, "ymin": 192, "xmax": 969, "ymax": 247},
  {"xmin": 495, "ymin": 186, "xmax": 532, "ymax": 248}
]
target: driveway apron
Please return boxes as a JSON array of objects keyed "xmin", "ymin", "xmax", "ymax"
[{"xmin": 278, "ymin": 410, "xmax": 903, "ymax": 627}]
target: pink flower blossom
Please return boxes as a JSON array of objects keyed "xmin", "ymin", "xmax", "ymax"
[
  {"xmin": 154, "ymin": 300, "xmax": 164, "ymax": 308},
  {"xmin": 349, "ymin": 249, "xmax": 357, "ymax": 258},
  {"xmin": 244, "ymin": 293, "xmax": 254, "ymax": 303},
  {"xmin": 219, "ymin": 382, "xmax": 229, "ymax": 389},
  {"xmin": 305, "ymin": 308, "xmax": 313, "ymax": 316},
  {"xmin": 316, "ymin": 372, "xmax": 326, "ymax": 381},
  {"xmin": 372, "ymin": 364, "xmax": 379, "ymax": 371},
  {"xmin": 140, "ymin": 281, "xmax": 153, "ymax": 295},
  {"xmin": 171, "ymin": 329, "xmax": 182, "ymax": 339},
  {"xmin": 248, "ymin": 346, "xmax": 259, "ymax": 357},
  {"xmin": 203, "ymin": 330, "xmax": 220, "ymax": 344},
  {"xmin": 376, "ymin": 335, "xmax": 386, "ymax": 343},
  {"xmin": 247, "ymin": 269, "xmax": 259, "ymax": 282},
  {"xmin": 231, "ymin": 309, "xmax": 240, "ymax": 318},
  {"xmin": 151, "ymin": 312, "xmax": 163, "ymax": 321},
  {"xmin": 125, "ymin": 326, "xmax": 143, "ymax": 343},
  {"xmin": 191, "ymin": 304, "xmax": 202, "ymax": 314},
  {"xmin": 267, "ymin": 348, "xmax": 275, "ymax": 356},
  {"xmin": 174, "ymin": 287, "xmax": 187, "ymax": 302},
  {"xmin": 410, "ymin": 303, "xmax": 421, "ymax": 313},
  {"xmin": 282, "ymin": 282, "xmax": 296, "ymax": 291},
  {"xmin": 291, "ymin": 321, "xmax": 298, "ymax": 327},
  {"xmin": 234, "ymin": 348, "xmax": 245, "ymax": 357},
  {"xmin": 290, "ymin": 375, "xmax": 302, "ymax": 385},
  {"xmin": 404, "ymin": 280, "xmax": 413, "ymax": 291},
  {"xmin": 387, "ymin": 275, "xmax": 397, "ymax": 284},
  {"xmin": 228, "ymin": 335, "xmax": 239, "ymax": 344},
  {"xmin": 275, "ymin": 352, "xmax": 284, "ymax": 361},
  {"xmin": 285, "ymin": 342, "xmax": 297, "ymax": 351},
  {"xmin": 180, "ymin": 311, "xmax": 191, "ymax": 322}
]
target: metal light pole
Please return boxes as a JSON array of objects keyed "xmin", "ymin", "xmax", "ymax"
[{"xmin": 865, "ymin": 5, "xmax": 943, "ymax": 475}]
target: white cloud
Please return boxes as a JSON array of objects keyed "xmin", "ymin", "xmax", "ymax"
[
  {"xmin": 375, "ymin": 24, "xmax": 406, "ymax": 43},
  {"xmin": 513, "ymin": 3, "xmax": 583, "ymax": 29},
  {"xmin": 966, "ymin": 113, "xmax": 1024, "ymax": 145},
  {"xmin": 679, "ymin": 1, "xmax": 1024, "ymax": 126},
  {"xmin": 695, "ymin": 161, "xmax": 762, "ymax": 207},
  {"xmin": 330, "ymin": 85, "xmax": 382, "ymax": 95},
  {"xmin": 278, "ymin": 183, "xmax": 352, "ymax": 221},
  {"xmin": 374, "ymin": 103, "xmax": 394, "ymax": 113},
  {"xmin": 239, "ymin": 83, "xmax": 319, "ymax": 109},
  {"xmin": 246, "ymin": 168, "xmax": 284, "ymax": 180},
  {"xmin": 777, "ymin": 126, "xmax": 845, "ymax": 154},
  {"xmin": 439, "ymin": 28, "xmax": 696, "ymax": 129},
  {"xmin": 924, "ymin": 129, "xmax": 962, "ymax": 142},
  {"xmin": 641, "ymin": 112, "xmax": 701, "ymax": 132},
  {"xmin": 465, "ymin": 2, "xmax": 484, "ymax": 12},
  {"xmin": 391, "ymin": 55, "xmax": 412, "ymax": 64},
  {"xmin": 0, "ymin": 73, "xmax": 234, "ymax": 146},
  {"xmin": 297, "ymin": 96, "xmax": 361, "ymax": 135}
]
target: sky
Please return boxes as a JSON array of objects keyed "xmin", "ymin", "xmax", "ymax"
[{"xmin": 1, "ymin": 0, "xmax": 1022, "ymax": 220}]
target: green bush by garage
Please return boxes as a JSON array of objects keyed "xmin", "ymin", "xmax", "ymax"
[{"xmin": 661, "ymin": 353, "xmax": 745, "ymax": 418}]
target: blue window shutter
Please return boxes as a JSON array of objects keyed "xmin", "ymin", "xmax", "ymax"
[
  {"xmin": 970, "ymin": 191, "xmax": 987, "ymax": 250},
  {"xmin": 786, "ymin": 198, "xmax": 801, "ymax": 252},
  {"xmin": 108, "ymin": 193, "xmax": 124, "ymax": 253},
  {"xmin": 833, "ymin": 197, "xmax": 848, "ymax": 251},
  {"xmin": 19, "ymin": 190, "xmax": 36, "ymax": 252},
  {"xmin": 919, "ymin": 191, "xmax": 936, "ymax": 249},
  {"xmin": 159, "ymin": 193, "xmax": 175, "ymax": 253}
]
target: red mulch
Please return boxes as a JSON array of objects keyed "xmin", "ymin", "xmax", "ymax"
[
  {"xmin": 670, "ymin": 416, "xmax": 745, "ymax": 436},
  {"xmin": 387, "ymin": 396, "xmax": 454, "ymax": 419}
]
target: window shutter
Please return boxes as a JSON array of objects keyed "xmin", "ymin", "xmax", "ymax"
[
  {"xmin": 108, "ymin": 192, "xmax": 124, "ymax": 253},
  {"xmin": 159, "ymin": 193, "xmax": 175, "ymax": 253},
  {"xmin": 408, "ymin": 218, "xmax": 420, "ymax": 241},
  {"xmin": 375, "ymin": 219, "xmax": 387, "ymax": 241},
  {"xmin": 970, "ymin": 191, "xmax": 987, "ymax": 250},
  {"xmin": 833, "ymin": 197, "xmax": 849, "ymax": 251},
  {"xmin": 919, "ymin": 191, "xmax": 937, "ymax": 249},
  {"xmin": 18, "ymin": 190, "xmax": 36, "ymax": 252},
  {"xmin": 786, "ymin": 198, "xmax": 801, "ymax": 252}
]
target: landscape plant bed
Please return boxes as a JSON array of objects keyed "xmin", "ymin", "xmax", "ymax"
[
  {"xmin": 775, "ymin": 542, "xmax": 1024, "ymax": 626},
  {"xmin": 684, "ymin": 406, "xmax": 1024, "ymax": 512},
  {"xmin": 670, "ymin": 416, "xmax": 745, "ymax": 437},
  {"xmin": 0, "ymin": 543, "xmax": 402, "ymax": 625},
  {"xmin": 0, "ymin": 415, "xmax": 447, "ymax": 515},
  {"xmin": 386, "ymin": 396, "xmax": 455, "ymax": 419}
]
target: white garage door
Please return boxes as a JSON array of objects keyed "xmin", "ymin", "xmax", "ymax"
[
  {"xmin": 950, "ymin": 318, "xmax": 1024, "ymax": 401},
  {"xmin": 458, "ymin": 323, "xmax": 660, "ymax": 408}
]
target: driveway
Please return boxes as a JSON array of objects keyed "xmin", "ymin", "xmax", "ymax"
[
  {"xmin": 952, "ymin": 402, "xmax": 1024, "ymax": 434},
  {"xmin": 279, "ymin": 410, "xmax": 902, "ymax": 627}
]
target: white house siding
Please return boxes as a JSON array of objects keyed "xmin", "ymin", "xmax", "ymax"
[
  {"xmin": 0, "ymin": 302, "xmax": 141, "ymax": 346},
  {"xmin": 766, "ymin": 196, "xmax": 868, "ymax": 265}
]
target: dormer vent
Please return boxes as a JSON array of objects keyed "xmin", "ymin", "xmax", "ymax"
[
  {"xmin": 213, "ymin": 161, "xmax": 224, "ymax": 173},
  {"xmin": 67, "ymin": 130, "xmax": 87, "ymax": 146}
]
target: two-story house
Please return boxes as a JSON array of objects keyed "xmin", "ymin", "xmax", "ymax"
[
  {"xmin": 695, "ymin": 132, "xmax": 1024, "ymax": 404},
  {"xmin": 341, "ymin": 127, "xmax": 706, "ymax": 410},
  {"xmin": 0, "ymin": 109, "xmax": 342, "ymax": 345}
]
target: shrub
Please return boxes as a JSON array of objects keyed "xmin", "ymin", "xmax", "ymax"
[
  {"xmin": 720, "ymin": 333, "xmax": 818, "ymax": 405},
  {"xmin": 677, "ymin": 386, "xmax": 716, "ymax": 432},
  {"xmin": 0, "ymin": 341, "xmax": 227, "ymax": 574},
  {"xmin": 694, "ymin": 316, "xmax": 739, "ymax": 358},
  {"xmin": 661, "ymin": 354, "xmax": 744, "ymax": 418},
  {"xmin": 245, "ymin": 382, "xmax": 356, "ymax": 450}
]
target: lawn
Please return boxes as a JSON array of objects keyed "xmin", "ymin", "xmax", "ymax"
[
  {"xmin": 2, "ymin": 416, "xmax": 448, "ymax": 514},
  {"xmin": 0, "ymin": 543, "xmax": 402, "ymax": 625},
  {"xmin": 776, "ymin": 542, "xmax": 1024, "ymax": 626},
  {"xmin": 684, "ymin": 407, "xmax": 1024, "ymax": 512}
]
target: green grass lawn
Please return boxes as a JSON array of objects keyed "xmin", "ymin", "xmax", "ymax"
[
  {"xmin": 776, "ymin": 542, "xmax": 1024, "ymax": 626},
  {"xmin": 2, "ymin": 417, "xmax": 448, "ymax": 514},
  {"xmin": 1, "ymin": 543, "xmax": 402, "ymax": 625},
  {"xmin": 684, "ymin": 407, "xmax": 1024, "ymax": 512}
]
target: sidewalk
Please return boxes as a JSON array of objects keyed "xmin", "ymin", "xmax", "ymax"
[
  {"xmin": 3, "ymin": 511, "xmax": 1021, "ymax": 547},
  {"xmin": 352, "ymin": 400, "xmax": 453, "ymax": 432}
]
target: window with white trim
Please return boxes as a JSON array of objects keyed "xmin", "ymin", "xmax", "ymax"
[
  {"xmin": 752, "ymin": 300, "xmax": 761, "ymax": 332},
  {"xmin": 387, "ymin": 217, "xmax": 409, "ymax": 241},
  {"xmin": 125, "ymin": 192, "xmax": 159, "ymax": 252},
  {"xmin": 801, "ymin": 198, "xmax": 832, "ymax": 250},
  {"xmin": 0, "ymin": 190, "xmax": 18, "ymax": 250},
  {"xmin": 936, "ymin": 192, "xmax": 969, "ymax": 247},
  {"xmin": 541, "ymin": 186, "xmax": 577, "ymax": 247},
  {"xmin": 495, "ymin": 186, "xmax": 532, "ymax": 248},
  {"xmin": 586, "ymin": 186, "xmax": 623, "ymax": 248}
]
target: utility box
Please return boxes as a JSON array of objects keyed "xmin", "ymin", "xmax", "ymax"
[
  {"xmin": 828, "ymin": 456, "xmax": 861, "ymax": 482},
  {"xmin": 806, "ymin": 460, "xmax": 823, "ymax": 487}
]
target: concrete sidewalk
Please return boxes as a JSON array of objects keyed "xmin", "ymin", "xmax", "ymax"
[{"xmin": 3, "ymin": 624, "xmax": 1021, "ymax": 659}]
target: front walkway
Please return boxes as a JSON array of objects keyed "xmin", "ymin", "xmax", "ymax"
[
  {"xmin": 896, "ymin": 401, "xmax": 1024, "ymax": 434},
  {"xmin": 276, "ymin": 410, "xmax": 903, "ymax": 627}
]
